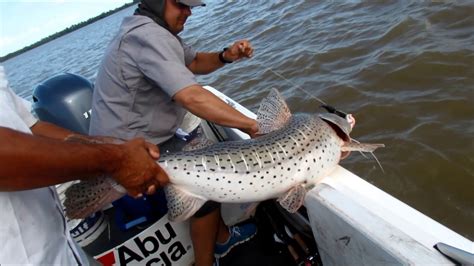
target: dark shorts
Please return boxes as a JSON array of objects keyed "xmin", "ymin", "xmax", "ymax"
[{"xmin": 158, "ymin": 132, "xmax": 220, "ymax": 218}]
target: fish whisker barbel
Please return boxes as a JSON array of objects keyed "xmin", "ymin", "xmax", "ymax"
[
  {"xmin": 351, "ymin": 137, "xmax": 385, "ymax": 173},
  {"xmin": 371, "ymin": 151, "xmax": 385, "ymax": 174},
  {"xmin": 351, "ymin": 138, "xmax": 370, "ymax": 159}
]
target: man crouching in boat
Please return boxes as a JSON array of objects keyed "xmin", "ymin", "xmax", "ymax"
[
  {"xmin": 89, "ymin": 0, "xmax": 259, "ymax": 265},
  {"xmin": 0, "ymin": 66, "xmax": 169, "ymax": 265}
]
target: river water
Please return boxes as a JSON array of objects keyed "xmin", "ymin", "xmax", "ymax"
[{"xmin": 3, "ymin": 1, "xmax": 473, "ymax": 240}]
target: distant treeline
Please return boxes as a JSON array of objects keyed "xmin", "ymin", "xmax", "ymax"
[{"xmin": 0, "ymin": 0, "xmax": 140, "ymax": 62}]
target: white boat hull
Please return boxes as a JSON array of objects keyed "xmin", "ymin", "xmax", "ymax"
[{"xmin": 306, "ymin": 166, "xmax": 472, "ymax": 265}]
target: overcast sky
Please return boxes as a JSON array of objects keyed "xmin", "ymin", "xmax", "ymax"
[{"xmin": 0, "ymin": 0, "xmax": 133, "ymax": 57}]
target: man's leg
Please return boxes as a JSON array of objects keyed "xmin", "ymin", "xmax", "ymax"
[
  {"xmin": 191, "ymin": 207, "xmax": 225, "ymax": 266},
  {"xmin": 190, "ymin": 204, "xmax": 257, "ymax": 265},
  {"xmin": 216, "ymin": 214, "xmax": 231, "ymax": 244}
]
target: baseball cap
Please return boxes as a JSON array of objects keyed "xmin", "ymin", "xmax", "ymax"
[{"xmin": 177, "ymin": 0, "xmax": 206, "ymax": 7}]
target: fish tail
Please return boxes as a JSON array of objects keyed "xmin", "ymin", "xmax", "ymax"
[
  {"xmin": 341, "ymin": 142, "xmax": 385, "ymax": 153},
  {"xmin": 64, "ymin": 177, "xmax": 126, "ymax": 219}
]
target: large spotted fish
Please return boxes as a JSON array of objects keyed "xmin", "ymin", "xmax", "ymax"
[{"xmin": 64, "ymin": 89, "xmax": 383, "ymax": 221}]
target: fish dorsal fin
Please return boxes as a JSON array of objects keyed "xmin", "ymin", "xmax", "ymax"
[{"xmin": 256, "ymin": 88, "xmax": 292, "ymax": 134}]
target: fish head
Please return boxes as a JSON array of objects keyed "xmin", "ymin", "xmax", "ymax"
[
  {"xmin": 319, "ymin": 113, "xmax": 352, "ymax": 159},
  {"xmin": 319, "ymin": 113, "xmax": 352, "ymax": 141}
]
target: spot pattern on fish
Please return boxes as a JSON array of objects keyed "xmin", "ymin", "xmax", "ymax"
[
  {"xmin": 159, "ymin": 114, "xmax": 341, "ymax": 203},
  {"xmin": 64, "ymin": 176, "xmax": 125, "ymax": 219}
]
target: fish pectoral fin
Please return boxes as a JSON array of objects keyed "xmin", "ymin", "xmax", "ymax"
[
  {"xmin": 165, "ymin": 185, "xmax": 207, "ymax": 222},
  {"xmin": 277, "ymin": 184, "xmax": 307, "ymax": 213},
  {"xmin": 256, "ymin": 88, "xmax": 292, "ymax": 134}
]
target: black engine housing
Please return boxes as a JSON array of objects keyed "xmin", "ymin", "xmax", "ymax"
[{"xmin": 32, "ymin": 73, "xmax": 93, "ymax": 135}]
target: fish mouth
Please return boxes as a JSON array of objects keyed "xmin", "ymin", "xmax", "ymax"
[
  {"xmin": 321, "ymin": 118, "xmax": 351, "ymax": 142},
  {"xmin": 321, "ymin": 117, "xmax": 352, "ymax": 160},
  {"xmin": 340, "ymin": 151, "xmax": 351, "ymax": 160}
]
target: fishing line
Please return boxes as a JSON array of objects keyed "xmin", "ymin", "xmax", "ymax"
[
  {"xmin": 227, "ymin": 37, "xmax": 331, "ymax": 108},
  {"xmin": 228, "ymin": 31, "xmax": 335, "ymax": 113},
  {"xmin": 230, "ymin": 37, "xmax": 385, "ymax": 171},
  {"xmin": 265, "ymin": 67, "xmax": 349, "ymax": 119},
  {"xmin": 265, "ymin": 67, "xmax": 328, "ymax": 106}
]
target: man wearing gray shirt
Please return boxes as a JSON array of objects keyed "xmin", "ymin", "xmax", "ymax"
[{"xmin": 90, "ymin": 0, "xmax": 258, "ymax": 265}]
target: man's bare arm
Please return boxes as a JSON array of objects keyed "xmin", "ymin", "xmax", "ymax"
[
  {"xmin": 0, "ymin": 127, "xmax": 168, "ymax": 195},
  {"xmin": 173, "ymin": 85, "xmax": 258, "ymax": 137},
  {"xmin": 30, "ymin": 120, "xmax": 74, "ymax": 140}
]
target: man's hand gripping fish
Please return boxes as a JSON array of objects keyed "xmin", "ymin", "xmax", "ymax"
[{"xmin": 64, "ymin": 89, "xmax": 384, "ymax": 221}]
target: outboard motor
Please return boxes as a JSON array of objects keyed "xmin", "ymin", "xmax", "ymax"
[{"xmin": 32, "ymin": 73, "xmax": 93, "ymax": 134}]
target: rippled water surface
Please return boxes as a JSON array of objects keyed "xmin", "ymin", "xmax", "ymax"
[{"xmin": 3, "ymin": 1, "xmax": 473, "ymax": 239}]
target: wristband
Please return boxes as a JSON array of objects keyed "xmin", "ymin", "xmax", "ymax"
[{"xmin": 218, "ymin": 48, "xmax": 233, "ymax": 64}]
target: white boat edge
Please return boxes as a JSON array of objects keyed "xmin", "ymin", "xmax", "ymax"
[{"xmin": 204, "ymin": 85, "xmax": 473, "ymax": 265}]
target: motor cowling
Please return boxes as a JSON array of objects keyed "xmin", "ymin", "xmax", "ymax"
[{"xmin": 32, "ymin": 73, "xmax": 93, "ymax": 135}]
